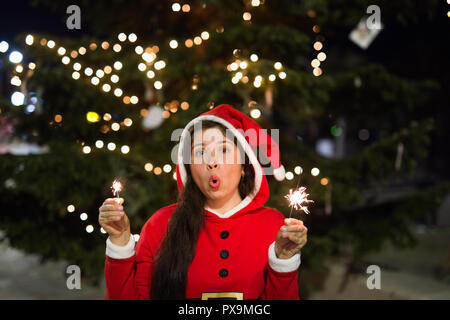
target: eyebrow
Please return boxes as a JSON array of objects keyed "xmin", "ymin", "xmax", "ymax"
[{"xmin": 192, "ymin": 140, "xmax": 233, "ymax": 149}]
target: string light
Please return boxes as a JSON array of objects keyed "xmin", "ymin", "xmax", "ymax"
[
  {"xmin": 25, "ymin": 35, "xmax": 34, "ymax": 45},
  {"xmin": 311, "ymin": 167, "xmax": 320, "ymax": 176}
]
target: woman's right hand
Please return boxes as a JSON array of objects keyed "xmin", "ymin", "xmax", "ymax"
[{"xmin": 98, "ymin": 198, "xmax": 131, "ymax": 246}]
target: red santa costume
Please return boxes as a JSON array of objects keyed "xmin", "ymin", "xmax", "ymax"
[{"xmin": 104, "ymin": 104, "xmax": 301, "ymax": 300}]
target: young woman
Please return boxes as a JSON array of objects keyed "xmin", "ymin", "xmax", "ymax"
[{"xmin": 99, "ymin": 104, "xmax": 308, "ymax": 300}]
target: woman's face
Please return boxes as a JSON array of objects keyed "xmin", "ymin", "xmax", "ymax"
[{"xmin": 189, "ymin": 127, "xmax": 243, "ymax": 203}]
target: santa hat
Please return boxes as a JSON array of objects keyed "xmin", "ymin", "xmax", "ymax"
[{"xmin": 176, "ymin": 104, "xmax": 286, "ymax": 195}]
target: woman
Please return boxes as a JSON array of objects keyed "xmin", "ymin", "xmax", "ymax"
[{"xmin": 99, "ymin": 104, "xmax": 308, "ymax": 300}]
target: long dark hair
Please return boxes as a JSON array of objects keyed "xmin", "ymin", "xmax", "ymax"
[{"xmin": 150, "ymin": 120, "xmax": 255, "ymax": 299}]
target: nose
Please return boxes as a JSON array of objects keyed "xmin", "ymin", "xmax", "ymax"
[{"xmin": 205, "ymin": 150, "xmax": 219, "ymax": 169}]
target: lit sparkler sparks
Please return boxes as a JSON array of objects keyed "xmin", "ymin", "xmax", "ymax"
[
  {"xmin": 285, "ymin": 187, "xmax": 314, "ymax": 215},
  {"xmin": 111, "ymin": 179, "xmax": 123, "ymax": 203}
]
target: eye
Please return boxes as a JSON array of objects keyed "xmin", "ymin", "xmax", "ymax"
[{"xmin": 194, "ymin": 149, "xmax": 204, "ymax": 157}]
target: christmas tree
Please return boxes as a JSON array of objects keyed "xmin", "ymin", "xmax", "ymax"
[{"xmin": 0, "ymin": 0, "xmax": 449, "ymax": 296}]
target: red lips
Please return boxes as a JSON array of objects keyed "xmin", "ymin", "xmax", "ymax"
[{"xmin": 209, "ymin": 175, "xmax": 220, "ymax": 189}]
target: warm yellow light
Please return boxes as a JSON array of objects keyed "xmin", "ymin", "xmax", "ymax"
[
  {"xmin": 86, "ymin": 225, "xmax": 94, "ymax": 233},
  {"xmin": 89, "ymin": 43, "xmax": 97, "ymax": 50},
  {"xmin": 154, "ymin": 60, "xmax": 166, "ymax": 70},
  {"xmin": 138, "ymin": 63, "xmax": 147, "ymax": 71},
  {"xmin": 320, "ymin": 178, "xmax": 329, "ymax": 186},
  {"xmin": 84, "ymin": 67, "xmax": 93, "ymax": 76},
  {"xmin": 114, "ymin": 88, "xmax": 123, "ymax": 97},
  {"xmin": 67, "ymin": 205, "xmax": 75, "ymax": 212},
  {"xmin": 285, "ymin": 171, "xmax": 294, "ymax": 180},
  {"xmin": 194, "ymin": 36, "xmax": 202, "ymax": 45},
  {"xmin": 110, "ymin": 74, "xmax": 119, "ymax": 83},
  {"xmin": 54, "ymin": 114, "xmax": 62, "ymax": 123},
  {"xmin": 313, "ymin": 41, "xmax": 323, "ymax": 51},
  {"xmin": 123, "ymin": 96, "xmax": 131, "ymax": 104},
  {"xmin": 113, "ymin": 61, "xmax": 122, "ymax": 70},
  {"xmin": 95, "ymin": 140, "xmax": 104, "ymax": 148},
  {"xmin": 146, "ymin": 70, "xmax": 155, "ymax": 79},
  {"xmin": 101, "ymin": 41, "xmax": 109, "ymax": 50},
  {"xmin": 86, "ymin": 111, "xmax": 100, "ymax": 122},
  {"xmin": 172, "ymin": 3, "xmax": 181, "ymax": 11},
  {"xmin": 294, "ymin": 166, "xmax": 302, "ymax": 175},
  {"xmin": 61, "ymin": 56, "xmax": 70, "ymax": 64},
  {"xmin": 274, "ymin": 62, "xmax": 282, "ymax": 70},
  {"xmin": 163, "ymin": 164, "xmax": 172, "ymax": 173},
  {"xmin": 169, "ymin": 40, "xmax": 178, "ymax": 49},
  {"xmin": 181, "ymin": 102, "xmax": 189, "ymax": 110},
  {"xmin": 72, "ymin": 71, "xmax": 80, "ymax": 80},
  {"xmin": 182, "ymin": 4, "xmax": 190, "ymax": 12},
  {"xmin": 96, "ymin": 69, "xmax": 105, "ymax": 78},
  {"xmin": 313, "ymin": 67, "xmax": 322, "ymax": 77},
  {"xmin": 83, "ymin": 146, "xmax": 91, "ymax": 154},
  {"xmin": 250, "ymin": 108, "xmax": 261, "ymax": 119},
  {"xmin": 15, "ymin": 65, "xmax": 23, "ymax": 73},
  {"xmin": 278, "ymin": 71, "xmax": 286, "ymax": 79},
  {"xmin": 102, "ymin": 84, "xmax": 111, "ymax": 92},
  {"xmin": 121, "ymin": 145, "xmax": 130, "ymax": 154},
  {"xmin": 107, "ymin": 142, "xmax": 116, "ymax": 151},
  {"xmin": 57, "ymin": 47, "xmax": 66, "ymax": 55},
  {"xmin": 73, "ymin": 62, "xmax": 81, "ymax": 71},
  {"xmin": 28, "ymin": 62, "xmax": 36, "ymax": 70},
  {"xmin": 10, "ymin": 76, "xmax": 21, "ymax": 86},
  {"xmin": 111, "ymin": 123, "xmax": 120, "ymax": 131},
  {"xmin": 130, "ymin": 96, "xmax": 139, "ymax": 104},
  {"xmin": 154, "ymin": 167, "xmax": 162, "ymax": 175},
  {"xmin": 78, "ymin": 47, "xmax": 86, "ymax": 55},
  {"xmin": 25, "ymin": 35, "xmax": 34, "ymax": 45},
  {"xmin": 135, "ymin": 45, "xmax": 144, "ymax": 54},
  {"xmin": 243, "ymin": 12, "xmax": 252, "ymax": 21},
  {"xmin": 311, "ymin": 59, "xmax": 320, "ymax": 68},
  {"xmin": 240, "ymin": 61, "xmax": 248, "ymax": 69},
  {"xmin": 250, "ymin": 54, "xmax": 258, "ymax": 62},
  {"xmin": 317, "ymin": 52, "xmax": 327, "ymax": 61},
  {"xmin": 80, "ymin": 213, "xmax": 88, "ymax": 221},
  {"xmin": 154, "ymin": 81, "xmax": 163, "ymax": 89},
  {"xmin": 269, "ymin": 74, "xmax": 276, "ymax": 81},
  {"xmin": 103, "ymin": 113, "xmax": 112, "ymax": 121},
  {"xmin": 113, "ymin": 44, "xmax": 122, "ymax": 52},
  {"xmin": 311, "ymin": 167, "xmax": 320, "ymax": 176},
  {"xmin": 124, "ymin": 118, "xmax": 133, "ymax": 126},
  {"xmin": 128, "ymin": 33, "xmax": 137, "ymax": 42},
  {"xmin": 47, "ymin": 40, "xmax": 55, "ymax": 48},
  {"xmin": 144, "ymin": 163, "xmax": 153, "ymax": 172},
  {"xmin": 230, "ymin": 62, "xmax": 238, "ymax": 71},
  {"xmin": 201, "ymin": 31, "xmax": 209, "ymax": 40},
  {"xmin": 118, "ymin": 33, "xmax": 127, "ymax": 42},
  {"xmin": 185, "ymin": 39, "xmax": 193, "ymax": 48},
  {"xmin": 91, "ymin": 77, "xmax": 99, "ymax": 85},
  {"xmin": 104, "ymin": 65, "xmax": 112, "ymax": 74}
]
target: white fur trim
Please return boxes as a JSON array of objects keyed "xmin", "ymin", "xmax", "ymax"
[
  {"xmin": 273, "ymin": 165, "xmax": 285, "ymax": 181},
  {"xmin": 268, "ymin": 241, "xmax": 301, "ymax": 272},
  {"xmin": 106, "ymin": 234, "xmax": 135, "ymax": 259},
  {"xmin": 177, "ymin": 115, "xmax": 263, "ymax": 219}
]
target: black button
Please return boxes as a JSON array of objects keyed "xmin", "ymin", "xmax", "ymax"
[
  {"xmin": 219, "ymin": 268, "xmax": 229, "ymax": 277},
  {"xmin": 220, "ymin": 250, "xmax": 229, "ymax": 259},
  {"xmin": 220, "ymin": 230, "xmax": 229, "ymax": 239}
]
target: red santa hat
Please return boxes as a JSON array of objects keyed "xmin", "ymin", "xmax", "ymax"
[{"xmin": 176, "ymin": 104, "xmax": 286, "ymax": 197}]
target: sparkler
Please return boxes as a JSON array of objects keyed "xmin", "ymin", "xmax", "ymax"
[
  {"xmin": 284, "ymin": 168, "xmax": 314, "ymax": 218},
  {"xmin": 111, "ymin": 179, "xmax": 123, "ymax": 204}
]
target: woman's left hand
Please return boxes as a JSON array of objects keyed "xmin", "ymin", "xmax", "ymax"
[{"xmin": 274, "ymin": 218, "xmax": 308, "ymax": 259}]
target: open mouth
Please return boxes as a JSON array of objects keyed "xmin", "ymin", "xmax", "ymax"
[{"xmin": 209, "ymin": 175, "xmax": 220, "ymax": 189}]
